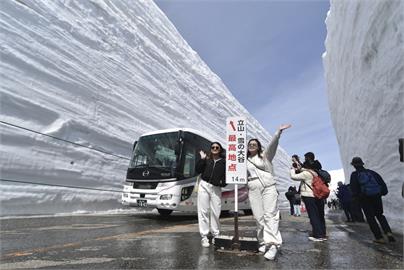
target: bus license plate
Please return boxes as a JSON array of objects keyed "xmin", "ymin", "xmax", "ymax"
[{"xmin": 137, "ymin": 199, "xmax": 147, "ymax": 207}]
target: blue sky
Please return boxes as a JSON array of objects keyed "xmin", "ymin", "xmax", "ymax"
[{"xmin": 155, "ymin": 0, "xmax": 342, "ymax": 170}]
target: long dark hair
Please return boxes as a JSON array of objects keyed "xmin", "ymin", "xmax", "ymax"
[
  {"xmin": 292, "ymin": 154, "xmax": 303, "ymax": 166},
  {"xmin": 208, "ymin": 142, "xmax": 224, "ymax": 159},
  {"xmin": 247, "ymin": 139, "xmax": 263, "ymax": 158}
]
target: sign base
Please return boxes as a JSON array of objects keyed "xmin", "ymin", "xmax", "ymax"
[{"xmin": 214, "ymin": 235, "xmax": 259, "ymax": 252}]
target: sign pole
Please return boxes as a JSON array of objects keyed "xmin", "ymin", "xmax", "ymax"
[
  {"xmin": 226, "ymin": 116, "xmax": 246, "ymax": 251},
  {"xmin": 232, "ymin": 184, "xmax": 240, "ymax": 250}
]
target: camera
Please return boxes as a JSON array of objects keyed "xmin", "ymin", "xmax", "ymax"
[{"xmin": 292, "ymin": 163, "xmax": 298, "ymax": 168}]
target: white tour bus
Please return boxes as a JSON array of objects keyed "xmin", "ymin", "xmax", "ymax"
[{"xmin": 122, "ymin": 128, "xmax": 251, "ymax": 216}]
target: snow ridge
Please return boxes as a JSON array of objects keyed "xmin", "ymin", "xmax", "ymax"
[
  {"xmin": 323, "ymin": 0, "xmax": 404, "ymax": 230},
  {"xmin": 0, "ymin": 0, "xmax": 290, "ymax": 215}
]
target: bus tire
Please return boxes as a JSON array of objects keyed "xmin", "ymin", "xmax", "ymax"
[
  {"xmin": 157, "ymin": 209, "xmax": 173, "ymax": 216},
  {"xmin": 243, "ymin": 209, "xmax": 253, "ymax": 215}
]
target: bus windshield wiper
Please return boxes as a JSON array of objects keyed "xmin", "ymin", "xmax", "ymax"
[{"xmin": 133, "ymin": 164, "xmax": 148, "ymax": 168}]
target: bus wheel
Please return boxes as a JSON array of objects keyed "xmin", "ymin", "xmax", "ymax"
[
  {"xmin": 157, "ymin": 209, "xmax": 173, "ymax": 216},
  {"xmin": 243, "ymin": 209, "xmax": 253, "ymax": 215}
]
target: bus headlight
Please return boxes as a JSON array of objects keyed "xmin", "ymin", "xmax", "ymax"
[{"xmin": 160, "ymin": 194, "xmax": 173, "ymax": 200}]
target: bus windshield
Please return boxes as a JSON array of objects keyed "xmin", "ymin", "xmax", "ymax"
[{"xmin": 129, "ymin": 132, "xmax": 178, "ymax": 171}]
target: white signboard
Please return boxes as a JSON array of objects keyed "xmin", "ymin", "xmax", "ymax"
[{"xmin": 226, "ymin": 117, "xmax": 247, "ymax": 184}]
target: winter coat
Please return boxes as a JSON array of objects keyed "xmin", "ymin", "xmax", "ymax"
[
  {"xmin": 290, "ymin": 169, "xmax": 317, "ymax": 198},
  {"xmin": 246, "ymin": 130, "xmax": 281, "ymax": 187},
  {"xmin": 196, "ymin": 158, "xmax": 226, "ymax": 187},
  {"xmin": 336, "ymin": 185, "xmax": 352, "ymax": 204}
]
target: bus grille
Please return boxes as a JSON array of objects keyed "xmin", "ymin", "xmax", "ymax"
[{"xmin": 132, "ymin": 182, "xmax": 158, "ymax": 189}]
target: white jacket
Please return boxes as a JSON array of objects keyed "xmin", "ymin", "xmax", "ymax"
[
  {"xmin": 290, "ymin": 169, "xmax": 317, "ymax": 198},
  {"xmin": 247, "ymin": 130, "xmax": 281, "ymax": 187}
]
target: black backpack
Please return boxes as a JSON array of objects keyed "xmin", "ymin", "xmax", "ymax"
[{"xmin": 316, "ymin": 169, "xmax": 331, "ymax": 185}]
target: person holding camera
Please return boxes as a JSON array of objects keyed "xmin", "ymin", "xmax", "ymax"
[
  {"xmin": 247, "ymin": 124, "xmax": 291, "ymax": 260},
  {"xmin": 195, "ymin": 142, "xmax": 226, "ymax": 248},
  {"xmin": 290, "ymin": 159, "xmax": 327, "ymax": 242}
]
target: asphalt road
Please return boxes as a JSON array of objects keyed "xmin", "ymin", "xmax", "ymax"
[{"xmin": 0, "ymin": 210, "xmax": 402, "ymax": 269}]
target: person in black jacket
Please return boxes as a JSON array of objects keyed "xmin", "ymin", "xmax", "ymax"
[
  {"xmin": 285, "ymin": 186, "xmax": 295, "ymax": 215},
  {"xmin": 195, "ymin": 142, "xmax": 226, "ymax": 248},
  {"xmin": 303, "ymin": 152, "xmax": 322, "ymax": 171},
  {"xmin": 349, "ymin": 156, "xmax": 395, "ymax": 243}
]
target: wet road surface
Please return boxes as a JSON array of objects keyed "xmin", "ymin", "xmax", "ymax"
[{"xmin": 0, "ymin": 210, "xmax": 402, "ymax": 269}]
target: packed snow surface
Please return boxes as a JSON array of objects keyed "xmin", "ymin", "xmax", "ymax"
[
  {"xmin": 323, "ymin": 0, "xmax": 404, "ymax": 230},
  {"xmin": 0, "ymin": 0, "xmax": 291, "ymax": 215}
]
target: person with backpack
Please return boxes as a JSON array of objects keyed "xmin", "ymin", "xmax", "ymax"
[
  {"xmin": 303, "ymin": 152, "xmax": 322, "ymax": 171},
  {"xmin": 349, "ymin": 157, "xmax": 395, "ymax": 243},
  {"xmin": 290, "ymin": 159, "xmax": 327, "ymax": 241},
  {"xmin": 293, "ymin": 186, "xmax": 302, "ymax": 216},
  {"xmin": 285, "ymin": 186, "xmax": 295, "ymax": 215},
  {"xmin": 336, "ymin": 182, "xmax": 354, "ymax": 222},
  {"xmin": 246, "ymin": 124, "xmax": 291, "ymax": 260}
]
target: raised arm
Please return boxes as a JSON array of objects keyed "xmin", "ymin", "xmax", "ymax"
[
  {"xmin": 264, "ymin": 124, "xmax": 291, "ymax": 162},
  {"xmin": 290, "ymin": 169, "xmax": 310, "ymax": 182},
  {"xmin": 195, "ymin": 150, "xmax": 207, "ymax": 174}
]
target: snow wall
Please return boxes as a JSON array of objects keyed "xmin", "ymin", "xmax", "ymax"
[
  {"xmin": 323, "ymin": 0, "xmax": 404, "ymax": 231},
  {"xmin": 0, "ymin": 0, "xmax": 291, "ymax": 216}
]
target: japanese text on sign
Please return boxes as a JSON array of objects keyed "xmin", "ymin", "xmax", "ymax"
[{"xmin": 226, "ymin": 117, "xmax": 247, "ymax": 184}]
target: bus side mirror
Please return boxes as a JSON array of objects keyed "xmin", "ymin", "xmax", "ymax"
[
  {"xmin": 175, "ymin": 144, "xmax": 180, "ymax": 155},
  {"xmin": 133, "ymin": 141, "xmax": 137, "ymax": 151}
]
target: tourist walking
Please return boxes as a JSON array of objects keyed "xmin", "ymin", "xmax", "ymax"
[{"xmin": 349, "ymin": 157, "xmax": 395, "ymax": 243}]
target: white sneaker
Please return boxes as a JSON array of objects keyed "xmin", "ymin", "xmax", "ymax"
[
  {"xmin": 201, "ymin": 237, "xmax": 210, "ymax": 248},
  {"xmin": 264, "ymin": 245, "xmax": 277, "ymax": 260},
  {"xmin": 308, "ymin": 236, "xmax": 325, "ymax": 242},
  {"xmin": 258, "ymin": 245, "xmax": 266, "ymax": 253}
]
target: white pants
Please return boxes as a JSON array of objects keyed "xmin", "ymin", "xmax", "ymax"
[
  {"xmin": 197, "ymin": 180, "xmax": 222, "ymax": 238},
  {"xmin": 247, "ymin": 180, "xmax": 282, "ymax": 246},
  {"xmin": 293, "ymin": 204, "xmax": 301, "ymax": 216}
]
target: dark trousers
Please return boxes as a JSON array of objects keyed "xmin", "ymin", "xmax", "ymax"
[
  {"xmin": 351, "ymin": 199, "xmax": 365, "ymax": 222},
  {"xmin": 303, "ymin": 196, "xmax": 326, "ymax": 238},
  {"xmin": 289, "ymin": 201, "xmax": 294, "ymax": 215},
  {"xmin": 341, "ymin": 202, "xmax": 353, "ymax": 221},
  {"xmin": 360, "ymin": 195, "xmax": 392, "ymax": 239}
]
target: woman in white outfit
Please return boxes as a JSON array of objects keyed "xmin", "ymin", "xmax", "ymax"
[
  {"xmin": 195, "ymin": 142, "xmax": 226, "ymax": 248},
  {"xmin": 247, "ymin": 124, "xmax": 291, "ymax": 260}
]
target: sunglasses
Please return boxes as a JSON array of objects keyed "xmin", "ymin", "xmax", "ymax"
[
  {"xmin": 248, "ymin": 143, "xmax": 258, "ymax": 147},
  {"xmin": 211, "ymin": 146, "xmax": 220, "ymax": 150}
]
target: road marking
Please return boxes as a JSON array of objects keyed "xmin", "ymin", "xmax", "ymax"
[{"xmin": 0, "ymin": 258, "xmax": 115, "ymax": 269}]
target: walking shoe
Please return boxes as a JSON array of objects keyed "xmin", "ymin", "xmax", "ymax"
[
  {"xmin": 264, "ymin": 245, "xmax": 277, "ymax": 260},
  {"xmin": 308, "ymin": 236, "xmax": 325, "ymax": 242},
  {"xmin": 258, "ymin": 245, "xmax": 266, "ymax": 253},
  {"xmin": 386, "ymin": 233, "xmax": 396, "ymax": 242},
  {"xmin": 201, "ymin": 237, "xmax": 210, "ymax": 247},
  {"xmin": 373, "ymin": 238, "xmax": 386, "ymax": 244}
]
